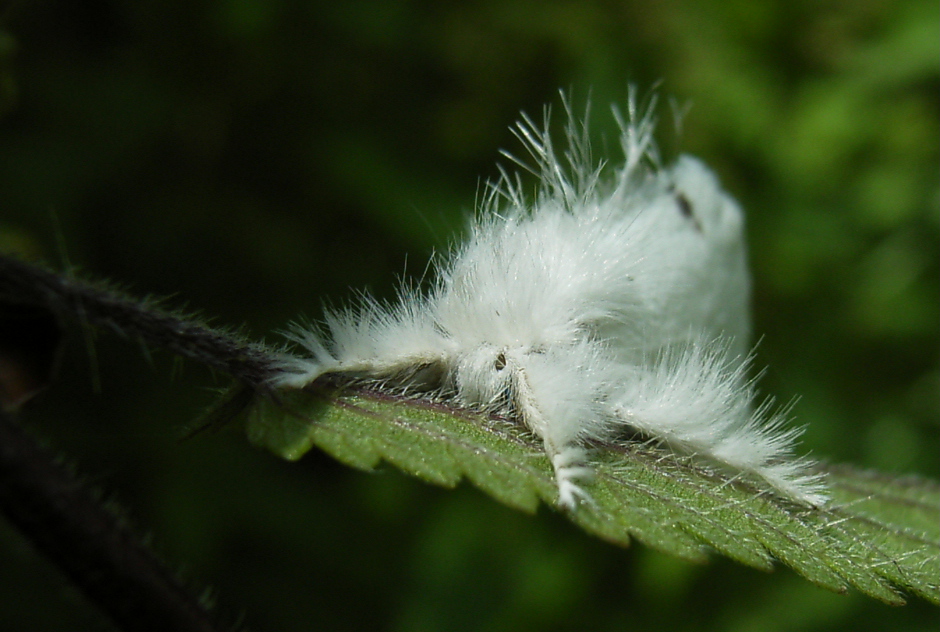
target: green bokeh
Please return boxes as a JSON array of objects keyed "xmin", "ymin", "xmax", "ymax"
[{"xmin": 1, "ymin": 1, "xmax": 937, "ymax": 630}]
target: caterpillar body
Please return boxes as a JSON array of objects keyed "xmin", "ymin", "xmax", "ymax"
[{"xmin": 273, "ymin": 93, "xmax": 828, "ymax": 510}]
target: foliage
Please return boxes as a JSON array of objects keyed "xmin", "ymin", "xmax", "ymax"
[
  {"xmin": 245, "ymin": 383, "xmax": 939, "ymax": 606},
  {"xmin": 0, "ymin": 0, "xmax": 936, "ymax": 630}
]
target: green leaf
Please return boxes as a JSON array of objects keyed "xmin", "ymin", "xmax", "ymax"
[{"xmin": 242, "ymin": 384, "xmax": 940, "ymax": 606}]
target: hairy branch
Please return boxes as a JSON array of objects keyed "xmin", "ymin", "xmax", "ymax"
[
  {"xmin": 0, "ymin": 253, "xmax": 280, "ymax": 389},
  {"xmin": 0, "ymin": 408, "xmax": 231, "ymax": 632},
  {"xmin": 0, "ymin": 254, "xmax": 265, "ymax": 630}
]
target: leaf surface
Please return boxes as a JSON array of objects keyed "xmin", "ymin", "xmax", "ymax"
[{"xmin": 243, "ymin": 384, "xmax": 940, "ymax": 606}]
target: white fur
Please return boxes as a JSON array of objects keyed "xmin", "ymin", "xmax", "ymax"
[{"xmin": 273, "ymin": 91, "xmax": 829, "ymax": 510}]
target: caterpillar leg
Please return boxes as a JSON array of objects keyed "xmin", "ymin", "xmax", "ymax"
[
  {"xmin": 609, "ymin": 341, "xmax": 828, "ymax": 507},
  {"xmin": 550, "ymin": 446, "xmax": 596, "ymax": 510},
  {"xmin": 508, "ymin": 354, "xmax": 601, "ymax": 510}
]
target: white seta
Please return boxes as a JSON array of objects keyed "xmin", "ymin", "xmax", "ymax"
[{"xmin": 273, "ymin": 91, "xmax": 829, "ymax": 510}]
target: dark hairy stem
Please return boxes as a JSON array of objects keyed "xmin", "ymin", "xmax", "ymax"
[
  {"xmin": 0, "ymin": 254, "xmax": 265, "ymax": 630},
  {"xmin": 0, "ymin": 408, "xmax": 229, "ymax": 632},
  {"xmin": 0, "ymin": 253, "xmax": 281, "ymax": 390}
]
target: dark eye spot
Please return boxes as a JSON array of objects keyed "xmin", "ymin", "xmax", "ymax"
[
  {"xmin": 675, "ymin": 192, "xmax": 693, "ymax": 218},
  {"xmin": 494, "ymin": 352, "xmax": 507, "ymax": 371},
  {"xmin": 674, "ymin": 191, "xmax": 702, "ymax": 233}
]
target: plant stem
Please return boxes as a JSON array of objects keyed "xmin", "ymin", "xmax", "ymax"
[
  {"xmin": 0, "ymin": 254, "xmax": 280, "ymax": 389},
  {"xmin": 0, "ymin": 408, "xmax": 230, "ymax": 632}
]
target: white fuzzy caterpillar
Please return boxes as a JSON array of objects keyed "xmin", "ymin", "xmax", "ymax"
[{"xmin": 273, "ymin": 91, "xmax": 829, "ymax": 510}]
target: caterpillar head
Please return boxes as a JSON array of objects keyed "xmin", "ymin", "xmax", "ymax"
[{"xmin": 453, "ymin": 344, "xmax": 518, "ymax": 412}]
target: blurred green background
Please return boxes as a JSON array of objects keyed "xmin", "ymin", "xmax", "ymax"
[{"xmin": 1, "ymin": 0, "xmax": 937, "ymax": 630}]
